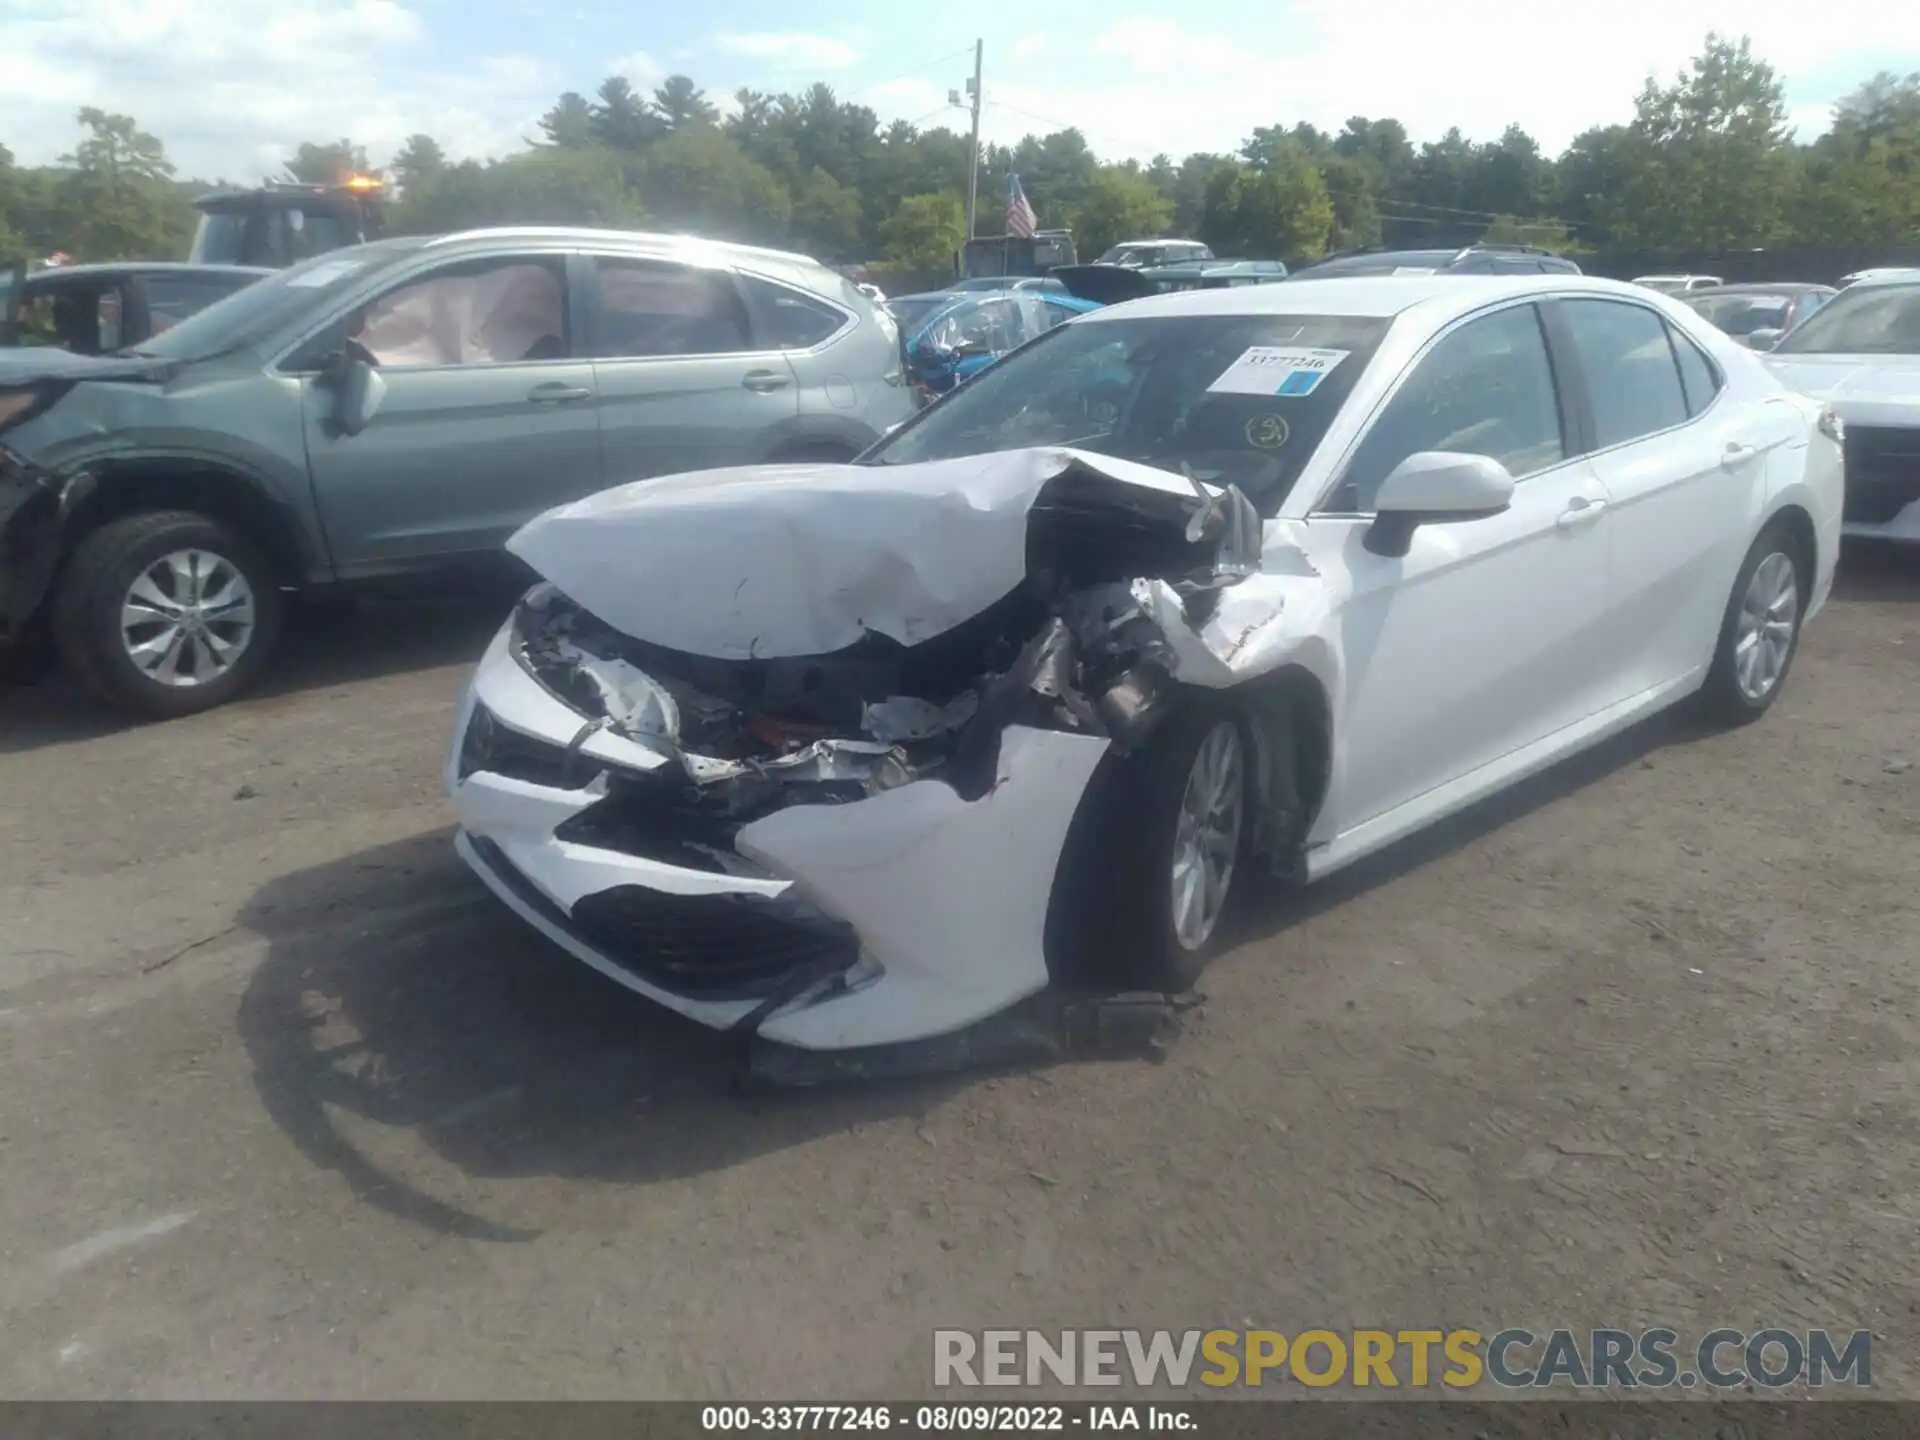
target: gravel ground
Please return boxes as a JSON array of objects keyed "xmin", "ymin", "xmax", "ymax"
[{"xmin": 0, "ymin": 548, "xmax": 1915, "ymax": 1401}]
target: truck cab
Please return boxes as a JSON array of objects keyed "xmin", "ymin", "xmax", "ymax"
[
  {"xmin": 188, "ymin": 178, "xmax": 385, "ymax": 269},
  {"xmin": 958, "ymin": 230, "xmax": 1077, "ymax": 282}
]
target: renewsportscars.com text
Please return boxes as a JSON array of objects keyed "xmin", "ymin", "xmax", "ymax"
[{"xmin": 933, "ymin": 1327, "xmax": 1871, "ymax": 1390}]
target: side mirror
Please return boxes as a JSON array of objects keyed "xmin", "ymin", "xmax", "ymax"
[
  {"xmin": 328, "ymin": 352, "xmax": 386, "ymax": 437},
  {"xmin": 1745, "ymin": 328, "xmax": 1783, "ymax": 352},
  {"xmin": 1364, "ymin": 451, "xmax": 1515, "ymax": 558}
]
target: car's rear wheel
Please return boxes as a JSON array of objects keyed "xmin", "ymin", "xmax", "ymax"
[
  {"xmin": 1051, "ymin": 696, "xmax": 1251, "ymax": 993},
  {"xmin": 1695, "ymin": 520, "xmax": 1807, "ymax": 726},
  {"xmin": 53, "ymin": 510, "xmax": 284, "ymax": 720}
]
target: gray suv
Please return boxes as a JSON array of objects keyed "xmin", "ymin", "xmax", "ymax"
[{"xmin": 0, "ymin": 228, "xmax": 912, "ymax": 717}]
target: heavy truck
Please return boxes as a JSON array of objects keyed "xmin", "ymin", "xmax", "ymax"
[{"xmin": 186, "ymin": 175, "xmax": 386, "ymax": 269}]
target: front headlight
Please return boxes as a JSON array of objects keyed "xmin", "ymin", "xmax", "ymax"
[{"xmin": 1817, "ymin": 407, "xmax": 1844, "ymax": 446}]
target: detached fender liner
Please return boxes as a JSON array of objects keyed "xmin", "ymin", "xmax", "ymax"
[{"xmin": 465, "ymin": 834, "xmax": 861, "ymax": 1004}]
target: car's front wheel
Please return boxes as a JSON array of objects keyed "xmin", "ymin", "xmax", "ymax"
[
  {"xmin": 1052, "ymin": 696, "xmax": 1252, "ymax": 993},
  {"xmin": 1695, "ymin": 519, "xmax": 1808, "ymax": 726},
  {"xmin": 53, "ymin": 510, "xmax": 284, "ymax": 719}
]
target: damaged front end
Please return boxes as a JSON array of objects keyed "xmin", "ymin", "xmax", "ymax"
[
  {"xmin": 507, "ymin": 457, "xmax": 1263, "ymax": 812},
  {"xmin": 451, "ymin": 448, "xmax": 1270, "ymax": 1053}
]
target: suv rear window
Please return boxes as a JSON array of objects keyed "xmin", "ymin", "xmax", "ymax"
[{"xmin": 741, "ymin": 275, "xmax": 850, "ymax": 349}]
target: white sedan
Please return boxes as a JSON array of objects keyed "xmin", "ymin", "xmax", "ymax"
[
  {"xmin": 1762, "ymin": 268, "xmax": 1920, "ymax": 544},
  {"xmin": 446, "ymin": 275, "xmax": 1843, "ymax": 1054}
]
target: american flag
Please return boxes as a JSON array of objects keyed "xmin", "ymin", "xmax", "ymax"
[{"xmin": 1006, "ymin": 174, "xmax": 1037, "ymax": 238}]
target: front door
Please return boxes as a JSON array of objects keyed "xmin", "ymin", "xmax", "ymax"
[
  {"xmin": 583, "ymin": 254, "xmax": 800, "ymax": 485},
  {"xmin": 1303, "ymin": 300, "xmax": 1615, "ymax": 838},
  {"xmin": 301, "ymin": 252, "xmax": 603, "ymax": 576}
]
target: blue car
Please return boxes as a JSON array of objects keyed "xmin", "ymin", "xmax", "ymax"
[{"xmin": 903, "ymin": 289, "xmax": 1103, "ymax": 403}]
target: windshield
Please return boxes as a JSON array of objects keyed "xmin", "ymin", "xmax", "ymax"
[
  {"xmin": 1689, "ymin": 293, "xmax": 1793, "ymax": 336},
  {"xmin": 865, "ymin": 311, "xmax": 1392, "ymax": 515},
  {"xmin": 1771, "ymin": 282, "xmax": 1920, "ymax": 357},
  {"xmin": 126, "ymin": 246, "xmax": 406, "ymax": 362}
]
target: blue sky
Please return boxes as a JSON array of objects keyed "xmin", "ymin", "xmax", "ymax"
[{"xmin": 2, "ymin": 0, "xmax": 1913, "ymax": 182}]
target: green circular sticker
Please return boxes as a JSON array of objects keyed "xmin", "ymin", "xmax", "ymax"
[{"xmin": 1245, "ymin": 413, "xmax": 1291, "ymax": 450}]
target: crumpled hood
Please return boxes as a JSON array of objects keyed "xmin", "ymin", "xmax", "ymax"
[
  {"xmin": 1765, "ymin": 354, "xmax": 1920, "ymax": 426},
  {"xmin": 508, "ymin": 448, "xmax": 1243, "ymax": 660}
]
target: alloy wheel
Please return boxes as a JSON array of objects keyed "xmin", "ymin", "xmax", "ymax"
[
  {"xmin": 119, "ymin": 548, "xmax": 259, "ymax": 688},
  {"xmin": 1733, "ymin": 551, "xmax": 1798, "ymax": 702},
  {"xmin": 1170, "ymin": 720, "xmax": 1245, "ymax": 952}
]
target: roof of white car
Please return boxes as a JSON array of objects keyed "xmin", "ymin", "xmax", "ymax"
[
  {"xmin": 1081, "ymin": 273, "xmax": 1662, "ymax": 324},
  {"xmin": 1850, "ymin": 268, "xmax": 1920, "ymax": 290}
]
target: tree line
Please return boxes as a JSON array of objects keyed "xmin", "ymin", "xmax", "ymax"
[{"xmin": 4, "ymin": 34, "xmax": 1917, "ymax": 279}]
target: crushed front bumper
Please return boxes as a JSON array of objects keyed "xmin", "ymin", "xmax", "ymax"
[{"xmin": 447, "ymin": 622, "xmax": 1111, "ymax": 1051}]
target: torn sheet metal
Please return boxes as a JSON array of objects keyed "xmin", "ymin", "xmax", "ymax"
[{"xmin": 506, "ymin": 446, "xmax": 1249, "ymax": 661}]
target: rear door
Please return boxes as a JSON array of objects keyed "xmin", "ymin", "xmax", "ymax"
[
  {"xmin": 1551, "ymin": 296, "xmax": 1783, "ymax": 697},
  {"xmin": 583, "ymin": 253, "xmax": 800, "ymax": 485},
  {"xmin": 300, "ymin": 250, "xmax": 603, "ymax": 574}
]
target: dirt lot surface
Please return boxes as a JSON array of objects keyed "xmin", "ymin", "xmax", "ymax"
[{"xmin": 0, "ymin": 552, "xmax": 1915, "ymax": 1401}]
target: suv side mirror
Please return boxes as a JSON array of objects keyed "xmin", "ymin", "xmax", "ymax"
[
  {"xmin": 1745, "ymin": 328, "xmax": 1783, "ymax": 352},
  {"xmin": 326, "ymin": 349, "xmax": 386, "ymax": 437},
  {"xmin": 1364, "ymin": 451, "xmax": 1515, "ymax": 558}
]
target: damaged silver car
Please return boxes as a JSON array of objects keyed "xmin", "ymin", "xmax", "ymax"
[{"xmin": 448, "ymin": 276, "xmax": 1841, "ymax": 1057}]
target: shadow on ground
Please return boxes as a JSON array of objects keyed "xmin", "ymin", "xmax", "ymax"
[
  {"xmin": 234, "ymin": 701, "xmax": 1694, "ymax": 1242},
  {"xmin": 0, "ymin": 582, "xmax": 519, "ymax": 754},
  {"xmin": 235, "ymin": 825, "xmax": 973, "ymax": 1242},
  {"xmin": 1833, "ymin": 539, "xmax": 1920, "ymax": 603}
]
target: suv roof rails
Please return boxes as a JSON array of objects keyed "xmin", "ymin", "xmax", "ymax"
[{"xmin": 1461, "ymin": 242, "xmax": 1558, "ymax": 256}]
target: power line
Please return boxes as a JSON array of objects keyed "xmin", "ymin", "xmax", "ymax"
[{"xmin": 979, "ymin": 95, "xmax": 1163, "ymax": 158}]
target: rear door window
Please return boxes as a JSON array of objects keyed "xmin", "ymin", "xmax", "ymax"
[
  {"xmin": 1669, "ymin": 324, "xmax": 1722, "ymax": 417},
  {"xmin": 1559, "ymin": 298, "xmax": 1690, "ymax": 447},
  {"xmin": 588, "ymin": 258, "xmax": 753, "ymax": 358},
  {"xmin": 739, "ymin": 274, "xmax": 848, "ymax": 350}
]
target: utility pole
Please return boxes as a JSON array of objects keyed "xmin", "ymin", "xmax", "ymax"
[{"xmin": 963, "ymin": 39, "xmax": 983, "ymax": 243}]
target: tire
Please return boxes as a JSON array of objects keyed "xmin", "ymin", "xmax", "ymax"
[
  {"xmin": 1694, "ymin": 519, "xmax": 1808, "ymax": 727},
  {"xmin": 52, "ymin": 510, "xmax": 285, "ymax": 720},
  {"xmin": 1050, "ymin": 694, "xmax": 1253, "ymax": 993}
]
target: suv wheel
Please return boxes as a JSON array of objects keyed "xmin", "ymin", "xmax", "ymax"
[{"xmin": 53, "ymin": 510, "xmax": 285, "ymax": 719}]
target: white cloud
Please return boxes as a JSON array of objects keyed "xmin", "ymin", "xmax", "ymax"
[
  {"xmin": 1011, "ymin": 34, "xmax": 1048, "ymax": 62},
  {"xmin": 612, "ymin": 49, "xmax": 665, "ymax": 87},
  {"xmin": 714, "ymin": 32, "xmax": 861, "ymax": 71},
  {"xmin": 1050, "ymin": 5, "xmax": 1911, "ymax": 158},
  {"xmin": 0, "ymin": 0, "xmax": 557, "ymax": 180},
  {"xmin": 870, "ymin": 78, "xmax": 949, "ymax": 112}
]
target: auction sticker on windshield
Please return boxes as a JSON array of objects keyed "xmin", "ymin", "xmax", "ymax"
[{"xmin": 1208, "ymin": 346, "xmax": 1350, "ymax": 397}]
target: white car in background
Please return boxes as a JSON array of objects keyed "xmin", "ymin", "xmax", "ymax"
[
  {"xmin": 1764, "ymin": 269, "xmax": 1920, "ymax": 544},
  {"xmin": 447, "ymin": 275, "xmax": 1842, "ymax": 1055}
]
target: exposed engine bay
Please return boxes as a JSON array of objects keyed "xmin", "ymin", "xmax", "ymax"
[{"xmin": 508, "ymin": 454, "xmax": 1267, "ymax": 834}]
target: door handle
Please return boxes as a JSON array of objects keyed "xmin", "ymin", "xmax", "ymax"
[
  {"xmin": 527, "ymin": 382, "xmax": 591, "ymax": 403},
  {"xmin": 1721, "ymin": 441, "xmax": 1759, "ymax": 470},
  {"xmin": 1556, "ymin": 496, "xmax": 1608, "ymax": 531},
  {"xmin": 742, "ymin": 369, "xmax": 792, "ymax": 393}
]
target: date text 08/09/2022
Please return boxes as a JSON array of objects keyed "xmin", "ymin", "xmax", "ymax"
[{"xmin": 701, "ymin": 1406, "xmax": 1192, "ymax": 1432}]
